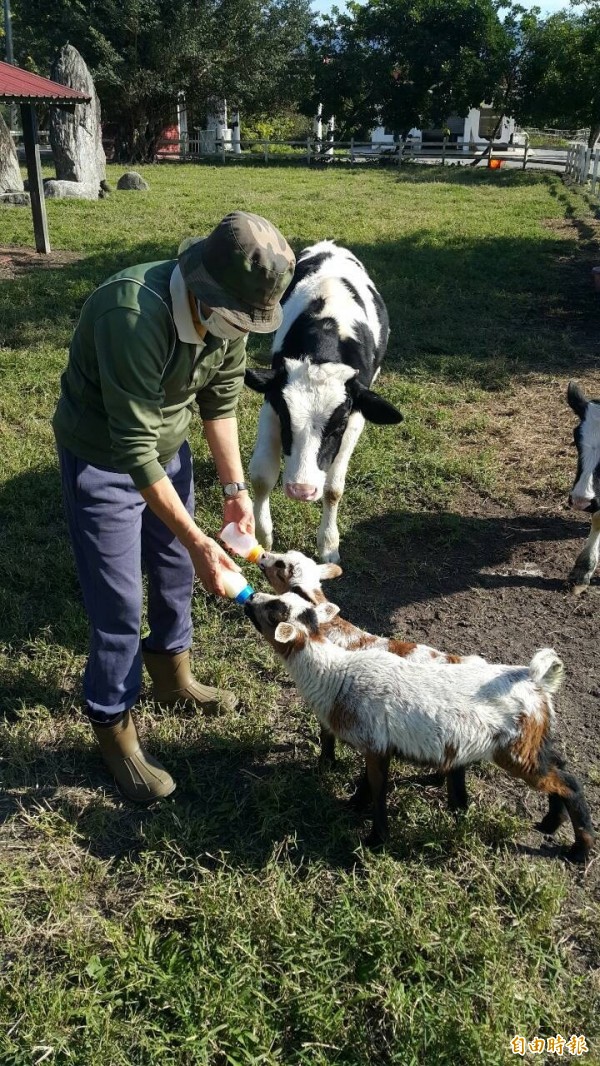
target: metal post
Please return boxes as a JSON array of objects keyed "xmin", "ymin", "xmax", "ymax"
[
  {"xmin": 591, "ymin": 150, "xmax": 599, "ymax": 196},
  {"xmin": 20, "ymin": 103, "xmax": 50, "ymax": 254},
  {"xmin": 350, "ymin": 137, "xmax": 354, "ymax": 164},
  {"xmin": 584, "ymin": 146, "xmax": 592, "ymax": 185},
  {"xmin": 522, "ymin": 133, "xmax": 529, "ymax": 171},
  {"xmin": 3, "ymin": 0, "xmax": 18, "ymax": 130},
  {"xmin": 263, "ymin": 140, "xmax": 268, "ymax": 164},
  {"xmin": 306, "ymin": 136, "xmax": 311, "ymax": 165},
  {"xmin": 442, "ymin": 136, "xmax": 446, "ymax": 166},
  {"xmin": 231, "ymin": 110, "xmax": 241, "ymax": 155}
]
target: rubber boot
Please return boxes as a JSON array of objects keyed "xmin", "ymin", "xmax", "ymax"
[
  {"xmin": 143, "ymin": 649, "xmax": 238, "ymax": 715},
  {"xmin": 91, "ymin": 711, "xmax": 176, "ymax": 803}
]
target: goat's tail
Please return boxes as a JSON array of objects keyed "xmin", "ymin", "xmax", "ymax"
[{"xmin": 529, "ymin": 648, "xmax": 565, "ymax": 695}]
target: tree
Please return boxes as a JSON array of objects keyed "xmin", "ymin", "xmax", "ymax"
[
  {"xmin": 304, "ymin": 0, "xmax": 515, "ymax": 140},
  {"xmin": 11, "ymin": 0, "xmax": 313, "ymax": 161},
  {"xmin": 518, "ymin": 4, "xmax": 600, "ymax": 148}
]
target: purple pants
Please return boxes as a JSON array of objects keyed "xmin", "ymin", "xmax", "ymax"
[{"xmin": 57, "ymin": 442, "xmax": 195, "ymax": 718}]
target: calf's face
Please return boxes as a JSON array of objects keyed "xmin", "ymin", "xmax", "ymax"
[
  {"xmin": 567, "ymin": 381, "xmax": 600, "ymax": 512},
  {"xmin": 246, "ymin": 358, "xmax": 402, "ymax": 502}
]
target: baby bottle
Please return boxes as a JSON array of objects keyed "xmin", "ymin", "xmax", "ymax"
[
  {"xmin": 220, "ymin": 522, "xmax": 266, "ymax": 564},
  {"xmin": 221, "ymin": 569, "xmax": 255, "ymax": 604}
]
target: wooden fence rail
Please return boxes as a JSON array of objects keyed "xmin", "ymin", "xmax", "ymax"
[{"xmin": 155, "ymin": 135, "xmax": 535, "ymax": 169}]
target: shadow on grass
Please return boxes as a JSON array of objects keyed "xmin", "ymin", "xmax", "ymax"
[
  {"xmin": 0, "ymin": 728, "xmax": 386, "ymax": 869},
  {"xmin": 0, "ymin": 727, "xmax": 535, "ymax": 870}
]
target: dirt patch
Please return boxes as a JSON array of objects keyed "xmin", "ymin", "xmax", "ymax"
[{"xmin": 0, "ymin": 244, "xmax": 83, "ymax": 280}]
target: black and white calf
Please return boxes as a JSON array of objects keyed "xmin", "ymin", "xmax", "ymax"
[
  {"xmin": 245, "ymin": 241, "xmax": 403, "ymax": 562},
  {"xmin": 566, "ymin": 381, "xmax": 600, "ymax": 589}
]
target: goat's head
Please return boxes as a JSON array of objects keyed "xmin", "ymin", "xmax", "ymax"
[
  {"xmin": 244, "ymin": 591, "xmax": 339, "ymax": 652},
  {"xmin": 567, "ymin": 381, "xmax": 600, "ymax": 513},
  {"xmin": 259, "ymin": 549, "xmax": 342, "ymax": 602}
]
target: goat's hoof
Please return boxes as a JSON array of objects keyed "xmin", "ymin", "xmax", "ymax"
[
  {"xmin": 536, "ymin": 813, "xmax": 565, "ymax": 835},
  {"xmin": 564, "ymin": 842, "xmax": 591, "ymax": 865},
  {"xmin": 364, "ymin": 830, "xmax": 387, "ymax": 851},
  {"xmin": 347, "ymin": 790, "xmax": 370, "ymax": 812},
  {"xmin": 318, "ymin": 755, "xmax": 336, "ymax": 774}
]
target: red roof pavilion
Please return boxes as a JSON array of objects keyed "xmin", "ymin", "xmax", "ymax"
[{"xmin": 0, "ymin": 61, "xmax": 91, "ymax": 253}]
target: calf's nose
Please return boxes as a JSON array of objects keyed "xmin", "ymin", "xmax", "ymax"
[{"xmin": 285, "ymin": 483, "xmax": 318, "ymax": 501}]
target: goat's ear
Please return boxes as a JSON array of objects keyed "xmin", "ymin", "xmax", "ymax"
[
  {"xmin": 274, "ymin": 621, "xmax": 297, "ymax": 644},
  {"xmin": 318, "ymin": 563, "xmax": 343, "ymax": 581},
  {"xmin": 567, "ymin": 381, "xmax": 588, "ymax": 419},
  {"xmin": 351, "ymin": 383, "xmax": 403, "ymax": 425},
  {"xmin": 245, "ymin": 368, "xmax": 277, "ymax": 393},
  {"xmin": 315, "ymin": 601, "xmax": 340, "ymax": 623}
]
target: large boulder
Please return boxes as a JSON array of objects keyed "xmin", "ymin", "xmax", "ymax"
[
  {"xmin": 0, "ymin": 112, "xmax": 24, "ymax": 194},
  {"xmin": 44, "ymin": 180, "xmax": 99, "ymax": 200},
  {"xmin": 49, "ymin": 44, "xmax": 106, "ymax": 186},
  {"xmin": 117, "ymin": 170, "xmax": 149, "ymax": 191}
]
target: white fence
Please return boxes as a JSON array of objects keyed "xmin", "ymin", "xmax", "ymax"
[{"xmin": 565, "ymin": 142, "xmax": 600, "ymax": 195}]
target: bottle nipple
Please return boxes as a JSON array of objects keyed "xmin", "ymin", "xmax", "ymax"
[{"xmin": 221, "ymin": 569, "xmax": 255, "ymax": 604}]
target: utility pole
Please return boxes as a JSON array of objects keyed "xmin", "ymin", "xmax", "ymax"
[{"xmin": 3, "ymin": 0, "xmax": 19, "ymax": 130}]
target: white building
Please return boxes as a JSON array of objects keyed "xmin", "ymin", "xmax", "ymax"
[{"xmin": 371, "ymin": 106, "xmax": 522, "ymax": 149}]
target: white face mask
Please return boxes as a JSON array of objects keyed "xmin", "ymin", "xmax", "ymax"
[{"xmin": 198, "ymin": 304, "xmax": 248, "ymax": 341}]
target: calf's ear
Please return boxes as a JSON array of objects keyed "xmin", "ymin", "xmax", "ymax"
[
  {"xmin": 274, "ymin": 621, "xmax": 298, "ymax": 643},
  {"xmin": 245, "ymin": 368, "xmax": 277, "ymax": 393},
  {"xmin": 567, "ymin": 381, "xmax": 588, "ymax": 419},
  {"xmin": 352, "ymin": 384, "xmax": 403, "ymax": 425},
  {"xmin": 315, "ymin": 601, "xmax": 340, "ymax": 623},
  {"xmin": 318, "ymin": 563, "xmax": 343, "ymax": 581}
]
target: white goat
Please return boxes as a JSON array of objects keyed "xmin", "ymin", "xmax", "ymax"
[
  {"xmin": 245, "ymin": 591, "xmax": 594, "ymax": 863},
  {"xmin": 259, "ymin": 548, "xmax": 482, "ymax": 776}
]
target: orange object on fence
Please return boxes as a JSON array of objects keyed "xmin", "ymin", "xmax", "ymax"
[{"xmin": 488, "ymin": 158, "xmax": 502, "ymax": 169}]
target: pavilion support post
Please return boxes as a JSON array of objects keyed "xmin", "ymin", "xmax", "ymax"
[{"xmin": 20, "ymin": 102, "xmax": 50, "ymax": 254}]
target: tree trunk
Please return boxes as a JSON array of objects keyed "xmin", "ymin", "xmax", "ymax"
[
  {"xmin": 587, "ymin": 123, "xmax": 600, "ymax": 150},
  {"xmin": 470, "ymin": 113, "xmax": 504, "ymax": 168},
  {"xmin": 0, "ymin": 111, "xmax": 24, "ymax": 192}
]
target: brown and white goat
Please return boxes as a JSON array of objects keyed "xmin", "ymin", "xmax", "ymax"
[
  {"xmin": 259, "ymin": 549, "xmax": 482, "ymax": 776},
  {"xmin": 567, "ymin": 381, "xmax": 600, "ymax": 590},
  {"xmin": 245, "ymin": 591, "xmax": 594, "ymax": 863}
]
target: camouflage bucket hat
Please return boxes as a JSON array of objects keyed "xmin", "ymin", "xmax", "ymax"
[{"xmin": 178, "ymin": 211, "xmax": 296, "ymax": 334}]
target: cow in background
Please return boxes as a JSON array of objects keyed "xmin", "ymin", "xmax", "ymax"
[
  {"xmin": 567, "ymin": 381, "xmax": 600, "ymax": 590},
  {"xmin": 245, "ymin": 241, "xmax": 403, "ymax": 562}
]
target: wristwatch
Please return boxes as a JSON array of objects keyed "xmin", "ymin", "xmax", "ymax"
[{"xmin": 222, "ymin": 481, "xmax": 249, "ymax": 497}]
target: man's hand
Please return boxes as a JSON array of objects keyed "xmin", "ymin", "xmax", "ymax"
[
  {"xmin": 220, "ymin": 492, "xmax": 255, "ymax": 538},
  {"xmin": 189, "ymin": 535, "xmax": 241, "ymax": 597}
]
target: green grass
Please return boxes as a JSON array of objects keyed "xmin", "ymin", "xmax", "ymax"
[{"xmin": 1, "ymin": 165, "xmax": 599, "ymax": 1065}]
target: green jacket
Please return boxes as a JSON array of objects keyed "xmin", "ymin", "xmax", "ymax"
[{"xmin": 52, "ymin": 260, "xmax": 247, "ymax": 489}]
